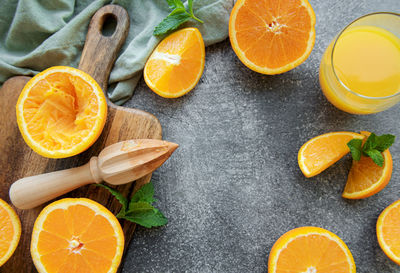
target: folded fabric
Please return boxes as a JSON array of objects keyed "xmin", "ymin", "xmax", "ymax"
[{"xmin": 0, "ymin": 0, "xmax": 233, "ymax": 105}]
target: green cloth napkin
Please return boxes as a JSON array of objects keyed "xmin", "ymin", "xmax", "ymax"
[{"xmin": 0, "ymin": 0, "xmax": 233, "ymax": 105}]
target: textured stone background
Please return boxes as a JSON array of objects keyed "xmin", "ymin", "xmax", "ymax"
[{"xmin": 122, "ymin": 1, "xmax": 400, "ymax": 272}]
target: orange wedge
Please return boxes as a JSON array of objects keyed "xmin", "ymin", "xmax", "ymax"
[
  {"xmin": 229, "ymin": 0, "xmax": 316, "ymax": 74},
  {"xmin": 343, "ymin": 152, "xmax": 392, "ymax": 199},
  {"xmin": 0, "ymin": 199, "xmax": 21, "ymax": 267},
  {"xmin": 144, "ymin": 27, "xmax": 205, "ymax": 98},
  {"xmin": 268, "ymin": 226, "xmax": 356, "ymax": 272},
  {"xmin": 31, "ymin": 198, "xmax": 124, "ymax": 273},
  {"xmin": 377, "ymin": 199, "xmax": 400, "ymax": 265},
  {"xmin": 343, "ymin": 131, "xmax": 392, "ymax": 199},
  {"xmin": 16, "ymin": 66, "xmax": 107, "ymax": 158},
  {"xmin": 298, "ymin": 132, "xmax": 364, "ymax": 177}
]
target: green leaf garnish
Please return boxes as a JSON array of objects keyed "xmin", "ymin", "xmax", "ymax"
[
  {"xmin": 347, "ymin": 139, "xmax": 362, "ymax": 161},
  {"xmin": 362, "ymin": 133, "xmax": 377, "ymax": 153},
  {"xmin": 130, "ymin": 182, "xmax": 157, "ymax": 204},
  {"xmin": 96, "ymin": 183, "xmax": 128, "ymax": 217},
  {"xmin": 364, "ymin": 149, "xmax": 384, "ymax": 167},
  {"xmin": 375, "ymin": 134, "xmax": 396, "ymax": 152},
  {"xmin": 125, "ymin": 202, "xmax": 168, "ymax": 228},
  {"xmin": 96, "ymin": 181, "xmax": 167, "ymax": 228},
  {"xmin": 347, "ymin": 133, "xmax": 395, "ymax": 167},
  {"xmin": 154, "ymin": 0, "xmax": 203, "ymax": 36}
]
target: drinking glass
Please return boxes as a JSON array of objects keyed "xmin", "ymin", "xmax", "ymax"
[{"xmin": 319, "ymin": 12, "xmax": 400, "ymax": 114}]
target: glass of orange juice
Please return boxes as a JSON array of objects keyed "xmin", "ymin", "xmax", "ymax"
[{"xmin": 319, "ymin": 12, "xmax": 400, "ymax": 114}]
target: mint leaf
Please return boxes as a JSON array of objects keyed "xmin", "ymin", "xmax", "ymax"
[
  {"xmin": 96, "ymin": 184, "xmax": 128, "ymax": 217},
  {"xmin": 154, "ymin": 0, "xmax": 203, "ymax": 35},
  {"xmin": 167, "ymin": 0, "xmax": 185, "ymax": 9},
  {"xmin": 127, "ymin": 201, "xmax": 154, "ymax": 214},
  {"xmin": 154, "ymin": 12, "xmax": 191, "ymax": 35},
  {"xmin": 365, "ymin": 149, "xmax": 384, "ymax": 167},
  {"xmin": 187, "ymin": 0, "xmax": 203, "ymax": 23},
  {"xmin": 130, "ymin": 182, "xmax": 156, "ymax": 207},
  {"xmin": 97, "ymin": 181, "xmax": 168, "ymax": 228},
  {"xmin": 362, "ymin": 133, "xmax": 377, "ymax": 155},
  {"xmin": 375, "ymin": 134, "xmax": 395, "ymax": 152},
  {"xmin": 347, "ymin": 132, "xmax": 395, "ymax": 167},
  {"xmin": 125, "ymin": 202, "xmax": 168, "ymax": 228},
  {"xmin": 347, "ymin": 139, "xmax": 362, "ymax": 161}
]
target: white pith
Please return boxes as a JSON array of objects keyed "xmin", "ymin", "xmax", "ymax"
[
  {"xmin": 152, "ymin": 51, "xmax": 181, "ymax": 65},
  {"xmin": 302, "ymin": 266, "xmax": 317, "ymax": 273}
]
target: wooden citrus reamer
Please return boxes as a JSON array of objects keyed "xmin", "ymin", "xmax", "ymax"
[{"xmin": 10, "ymin": 139, "xmax": 178, "ymax": 209}]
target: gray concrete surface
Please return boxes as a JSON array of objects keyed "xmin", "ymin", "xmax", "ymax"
[{"xmin": 122, "ymin": 1, "xmax": 400, "ymax": 272}]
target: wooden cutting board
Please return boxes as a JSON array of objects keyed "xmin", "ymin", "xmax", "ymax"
[{"xmin": 0, "ymin": 5, "xmax": 162, "ymax": 272}]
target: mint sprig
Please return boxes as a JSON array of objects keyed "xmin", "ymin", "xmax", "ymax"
[
  {"xmin": 154, "ymin": 0, "xmax": 203, "ymax": 35},
  {"xmin": 97, "ymin": 182, "xmax": 168, "ymax": 228},
  {"xmin": 347, "ymin": 133, "xmax": 395, "ymax": 167}
]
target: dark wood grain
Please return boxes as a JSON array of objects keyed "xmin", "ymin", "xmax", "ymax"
[{"xmin": 0, "ymin": 5, "xmax": 162, "ymax": 273}]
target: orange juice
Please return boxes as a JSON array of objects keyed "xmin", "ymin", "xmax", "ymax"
[{"xmin": 319, "ymin": 13, "xmax": 400, "ymax": 114}]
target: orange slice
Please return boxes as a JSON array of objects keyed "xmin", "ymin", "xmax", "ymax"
[
  {"xmin": 31, "ymin": 198, "xmax": 124, "ymax": 273},
  {"xmin": 342, "ymin": 131, "xmax": 392, "ymax": 199},
  {"xmin": 229, "ymin": 0, "xmax": 316, "ymax": 74},
  {"xmin": 144, "ymin": 27, "xmax": 205, "ymax": 98},
  {"xmin": 377, "ymin": 199, "xmax": 400, "ymax": 265},
  {"xmin": 0, "ymin": 199, "xmax": 21, "ymax": 267},
  {"xmin": 16, "ymin": 66, "xmax": 107, "ymax": 158},
  {"xmin": 298, "ymin": 132, "xmax": 364, "ymax": 177},
  {"xmin": 268, "ymin": 226, "xmax": 356, "ymax": 273}
]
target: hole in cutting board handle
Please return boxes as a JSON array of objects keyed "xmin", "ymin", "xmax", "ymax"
[{"xmin": 101, "ymin": 14, "xmax": 117, "ymax": 37}]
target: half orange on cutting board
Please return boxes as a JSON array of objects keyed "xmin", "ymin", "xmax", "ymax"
[
  {"xmin": 31, "ymin": 198, "xmax": 124, "ymax": 273},
  {"xmin": 144, "ymin": 27, "xmax": 205, "ymax": 98},
  {"xmin": 229, "ymin": 0, "xmax": 316, "ymax": 74},
  {"xmin": 0, "ymin": 199, "xmax": 21, "ymax": 267},
  {"xmin": 16, "ymin": 66, "xmax": 107, "ymax": 158}
]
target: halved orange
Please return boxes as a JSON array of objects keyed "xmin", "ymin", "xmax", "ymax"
[
  {"xmin": 144, "ymin": 27, "xmax": 205, "ymax": 98},
  {"xmin": 298, "ymin": 132, "xmax": 364, "ymax": 177},
  {"xmin": 31, "ymin": 198, "xmax": 124, "ymax": 273},
  {"xmin": 16, "ymin": 66, "xmax": 107, "ymax": 158},
  {"xmin": 377, "ymin": 199, "xmax": 400, "ymax": 265},
  {"xmin": 0, "ymin": 198, "xmax": 21, "ymax": 267},
  {"xmin": 229, "ymin": 0, "xmax": 316, "ymax": 74},
  {"xmin": 268, "ymin": 226, "xmax": 356, "ymax": 273},
  {"xmin": 342, "ymin": 131, "xmax": 392, "ymax": 199}
]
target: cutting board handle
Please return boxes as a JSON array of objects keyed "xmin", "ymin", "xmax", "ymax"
[{"xmin": 79, "ymin": 4, "xmax": 129, "ymax": 91}]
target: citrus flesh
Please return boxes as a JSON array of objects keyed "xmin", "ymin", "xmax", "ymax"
[
  {"xmin": 377, "ymin": 199, "xmax": 400, "ymax": 265},
  {"xmin": 0, "ymin": 199, "xmax": 21, "ymax": 267},
  {"xmin": 31, "ymin": 198, "xmax": 124, "ymax": 273},
  {"xmin": 229, "ymin": 0, "xmax": 316, "ymax": 74},
  {"xmin": 343, "ymin": 131, "xmax": 392, "ymax": 199},
  {"xmin": 268, "ymin": 226, "xmax": 356, "ymax": 273},
  {"xmin": 16, "ymin": 66, "xmax": 107, "ymax": 158},
  {"xmin": 298, "ymin": 132, "xmax": 364, "ymax": 177},
  {"xmin": 343, "ymin": 150, "xmax": 392, "ymax": 199},
  {"xmin": 144, "ymin": 27, "xmax": 205, "ymax": 98}
]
